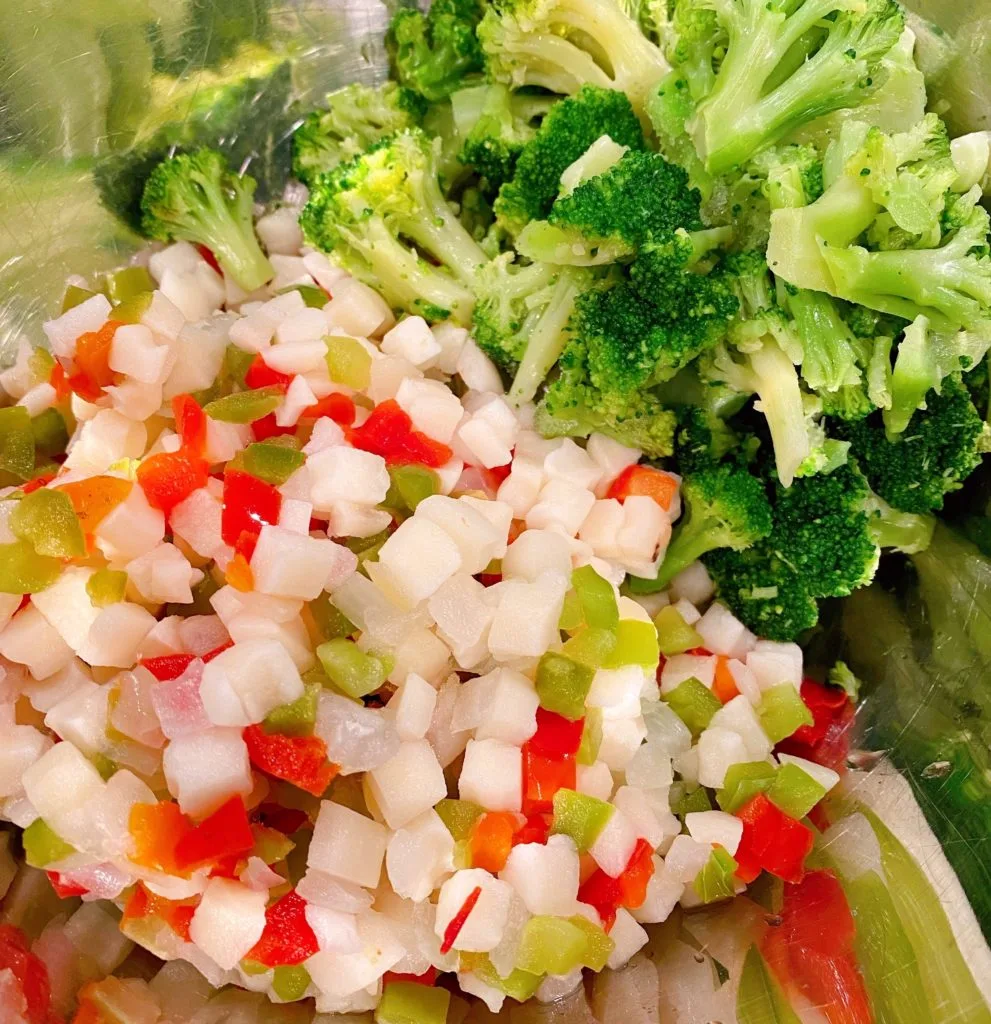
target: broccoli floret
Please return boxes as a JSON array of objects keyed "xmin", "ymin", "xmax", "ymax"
[
  {"xmin": 478, "ymin": 0, "xmax": 669, "ymax": 116},
  {"xmin": 786, "ymin": 289, "xmax": 866, "ymax": 395},
  {"xmin": 840, "ymin": 375, "xmax": 988, "ymax": 513},
  {"xmin": 646, "ymin": 73, "xmax": 715, "ymax": 201},
  {"xmin": 471, "ymin": 255, "xmax": 591, "ymax": 402},
  {"xmin": 631, "ymin": 465, "xmax": 772, "ymax": 591},
  {"xmin": 678, "ymin": 0, "xmax": 903, "ymax": 174},
  {"xmin": 292, "ymin": 83, "xmax": 426, "ymax": 186},
  {"xmin": 516, "ymin": 150, "xmax": 703, "ymax": 265},
  {"xmin": 300, "ymin": 130, "xmax": 488, "ymax": 324},
  {"xmin": 536, "ymin": 341, "xmax": 677, "ymax": 456},
  {"xmin": 452, "ymin": 84, "xmax": 553, "ymax": 189},
  {"xmin": 141, "ymin": 148, "xmax": 274, "ymax": 292},
  {"xmin": 673, "ymin": 404, "xmax": 745, "ymax": 472},
  {"xmin": 964, "ymin": 355, "xmax": 990, "ymax": 421},
  {"xmin": 95, "ymin": 50, "xmax": 295, "ymax": 233},
  {"xmin": 820, "ymin": 385, "xmax": 877, "ymax": 422},
  {"xmin": 494, "ymin": 85, "xmax": 645, "ymax": 237},
  {"xmin": 388, "ymin": 0, "xmax": 487, "ymax": 102},
  {"xmin": 884, "ymin": 314, "xmax": 991, "ymax": 437},
  {"xmin": 866, "ymin": 491, "xmax": 935, "ymax": 554}
]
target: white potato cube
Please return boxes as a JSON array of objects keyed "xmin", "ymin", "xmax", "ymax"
[
  {"xmin": 435, "ymin": 869, "xmax": 513, "ymax": 952},
  {"xmin": 612, "ymin": 785, "xmax": 670, "ymax": 849},
  {"xmin": 587, "ymin": 665, "xmax": 646, "ymax": 720},
  {"xmin": 416, "ymin": 495, "xmax": 504, "ymax": 575},
  {"xmin": 309, "ymin": 446, "xmax": 390, "ymax": 508},
  {"xmin": 0, "ymin": 725, "xmax": 52, "ymax": 798},
  {"xmin": 309, "ymin": 802, "xmax": 388, "ymax": 889},
  {"xmin": 80, "ymin": 603, "xmax": 157, "ymax": 668},
  {"xmin": 372, "ymin": 517, "xmax": 463, "ymax": 608},
  {"xmin": 366, "ymin": 740, "xmax": 447, "ymax": 829},
  {"xmin": 777, "ymin": 752, "xmax": 840, "ymax": 794},
  {"xmin": 386, "ymin": 809, "xmax": 455, "ymax": 902},
  {"xmin": 747, "ymin": 640, "xmax": 803, "ymax": 691},
  {"xmin": 685, "ymin": 810, "xmax": 744, "ymax": 855},
  {"xmin": 487, "ymin": 571, "xmax": 568, "ymax": 661},
  {"xmin": 710, "ymin": 695, "xmax": 772, "ymax": 761},
  {"xmin": 382, "ymin": 316, "xmax": 441, "ymax": 368},
  {"xmin": 44, "ymin": 293, "xmax": 112, "ymax": 359},
  {"xmin": 696, "ymin": 602, "xmax": 756, "ymax": 659},
  {"xmin": 189, "ymin": 878, "xmax": 267, "ymax": 970},
  {"xmin": 453, "ymin": 668, "xmax": 539, "ymax": 745},
  {"xmin": 22, "ymin": 741, "xmax": 105, "ymax": 847},
  {"xmin": 250, "ymin": 524, "xmax": 346, "ymax": 600},
  {"xmin": 526, "ymin": 479, "xmax": 596, "ymax": 537},
  {"xmin": 631, "ymin": 857, "xmax": 683, "ymax": 924},
  {"xmin": 395, "ymin": 377, "xmax": 465, "ymax": 443},
  {"xmin": 663, "ymin": 834, "xmax": 712, "ymax": 883},
  {"xmin": 577, "ymin": 761, "xmax": 614, "ymax": 802},
  {"xmin": 200, "ymin": 638, "xmax": 303, "ymax": 726},
  {"xmin": 500, "ymin": 835, "xmax": 579, "ymax": 916},
  {"xmin": 459, "ymin": 739, "xmax": 522, "ymax": 812},
  {"xmin": 0, "ymin": 605, "xmax": 74, "ymax": 679},
  {"xmin": 606, "ymin": 909, "xmax": 649, "ymax": 970},
  {"xmin": 669, "ymin": 562, "xmax": 715, "ymax": 605},
  {"xmin": 502, "ymin": 529, "xmax": 572, "ymax": 582},
  {"xmin": 589, "ymin": 807, "xmax": 638, "ymax": 878},
  {"xmin": 696, "ymin": 727, "xmax": 750, "ymax": 789},
  {"xmin": 597, "ymin": 716, "xmax": 647, "ymax": 772},
  {"xmin": 162, "ymin": 728, "xmax": 252, "ymax": 817},
  {"xmin": 660, "ymin": 653, "xmax": 717, "ymax": 695},
  {"xmin": 388, "ymin": 673, "xmax": 438, "ymax": 741}
]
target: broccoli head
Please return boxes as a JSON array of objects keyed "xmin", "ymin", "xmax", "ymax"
[
  {"xmin": 839, "ymin": 375, "xmax": 989, "ymax": 513},
  {"xmin": 300, "ymin": 130, "xmax": 488, "ymax": 324},
  {"xmin": 388, "ymin": 0, "xmax": 487, "ymax": 102},
  {"xmin": 493, "ymin": 85, "xmax": 646, "ymax": 237},
  {"xmin": 478, "ymin": 0, "xmax": 670, "ymax": 116},
  {"xmin": 535, "ymin": 339, "xmax": 677, "ymax": 456},
  {"xmin": 141, "ymin": 148, "xmax": 273, "ymax": 292},
  {"xmin": 630, "ymin": 465, "xmax": 772, "ymax": 592},
  {"xmin": 516, "ymin": 150, "xmax": 703, "ymax": 265},
  {"xmin": 291, "ymin": 82, "xmax": 426, "ymax": 186},
  {"xmin": 679, "ymin": 0, "xmax": 904, "ymax": 174}
]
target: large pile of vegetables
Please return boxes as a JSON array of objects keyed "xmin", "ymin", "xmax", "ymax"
[{"xmin": 0, "ymin": 0, "xmax": 990, "ymax": 1021}]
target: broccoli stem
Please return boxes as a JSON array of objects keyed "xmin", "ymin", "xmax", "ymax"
[
  {"xmin": 788, "ymin": 289, "xmax": 863, "ymax": 393},
  {"xmin": 509, "ymin": 269, "xmax": 585, "ymax": 405},
  {"xmin": 749, "ymin": 338, "xmax": 810, "ymax": 488},
  {"xmin": 644, "ymin": 516, "xmax": 723, "ymax": 592}
]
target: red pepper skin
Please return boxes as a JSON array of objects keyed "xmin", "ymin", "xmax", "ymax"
[
  {"xmin": 762, "ymin": 870, "xmax": 873, "ymax": 1024},
  {"xmin": 384, "ymin": 967, "xmax": 439, "ymax": 987},
  {"xmin": 512, "ymin": 813, "xmax": 551, "ymax": 847},
  {"xmin": 528, "ymin": 708, "xmax": 584, "ymax": 758},
  {"xmin": 777, "ymin": 679, "xmax": 855, "ymax": 774},
  {"xmin": 46, "ymin": 872, "xmax": 88, "ymax": 899},
  {"xmin": 141, "ymin": 653, "xmax": 196, "ymax": 681},
  {"xmin": 350, "ymin": 399, "xmax": 453, "ymax": 467},
  {"xmin": 173, "ymin": 796, "xmax": 255, "ymax": 871},
  {"xmin": 440, "ymin": 885, "xmax": 482, "ymax": 954},
  {"xmin": 246, "ymin": 890, "xmax": 319, "ymax": 968},
  {"xmin": 0, "ymin": 924, "xmax": 56, "ymax": 1024},
  {"xmin": 245, "ymin": 355, "xmax": 294, "ymax": 391},
  {"xmin": 577, "ymin": 870, "xmax": 623, "ymax": 923},
  {"xmin": 137, "ymin": 451, "xmax": 209, "ymax": 515},
  {"xmin": 244, "ymin": 725, "xmax": 338, "ymax": 797},
  {"xmin": 122, "ymin": 885, "xmax": 197, "ymax": 942},
  {"xmin": 578, "ymin": 837, "xmax": 655, "ymax": 920},
  {"xmin": 22, "ymin": 475, "xmax": 56, "ymax": 495},
  {"xmin": 197, "ymin": 244, "xmax": 223, "ymax": 276},
  {"xmin": 251, "ymin": 413, "xmax": 296, "ymax": 442},
  {"xmin": 734, "ymin": 793, "xmax": 814, "ymax": 884},
  {"xmin": 521, "ymin": 746, "xmax": 576, "ymax": 816},
  {"xmin": 172, "ymin": 394, "xmax": 208, "ymax": 457},
  {"xmin": 256, "ymin": 803, "xmax": 310, "ymax": 835},
  {"xmin": 221, "ymin": 469, "xmax": 282, "ymax": 547},
  {"xmin": 303, "ymin": 392, "xmax": 357, "ymax": 426}
]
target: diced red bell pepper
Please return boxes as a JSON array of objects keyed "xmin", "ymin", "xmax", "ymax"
[
  {"xmin": 49, "ymin": 361, "xmax": 71, "ymax": 403},
  {"xmin": 197, "ymin": 244, "xmax": 223, "ymax": 275},
  {"xmin": 129, "ymin": 801, "xmax": 193, "ymax": 876},
  {"xmin": 712, "ymin": 655, "xmax": 741, "ymax": 704},
  {"xmin": 303, "ymin": 392, "xmax": 357, "ymax": 426},
  {"xmin": 203, "ymin": 640, "xmax": 233, "ymax": 662},
  {"xmin": 384, "ymin": 967, "xmax": 439, "ymax": 987},
  {"xmin": 173, "ymin": 796, "xmax": 255, "ymax": 871},
  {"xmin": 122, "ymin": 884, "xmax": 197, "ymax": 942},
  {"xmin": 777, "ymin": 679, "xmax": 855, "ymax": 774},
  {"xmin": 469, "ymin": 812, "xmax": 518, "ymax": 873},
  {"xmin": 137, "ymin": 450, "xmax": 209, "ymax": 516},
  {"xmin": 440, "ymin": 885, "xmax": 482, "ymax": 954},
  {"xmin": 221, "ymin": 469, "xmax": 282, "ymax": 547},
  {"xmin": 512, "ymin": 813, "xmax": 551, "ymax": 847},
  {"xmin": 244, "ymin": 725, "xmax": 338, "ymax": 797},
  {"xmin": 734, "ymin": 792, "xmax": 814, "ymax": 884},
  {"xmin": 350, "ymin": 399, "xmax": 453, "ymax": 468},
  {"xmin": 141, "ymin": 653, "xmax": 196, "ymax": 681},
  {"xmin": 618, "ymin": 838, "xmax": 655, "ymax": 909},
  {"xmin": 244, "ymin": 354, "xmax": 294, "ymax": 391},
  {"xmin": 68, "ymin": 320, "xmax": 123, "ymax": 401},
  {"xmin": 528, "ymin": 708, "xmax": 584, "ymax": 759},
  {"xmin": 577, "ymin": 869, "xmax": 623, "ymax": 923},
  {"xmin": 0, "ymin": 924, "xmax": 56, "ymax": 1024},
  {"xmin": 46, "ymin": 872, "xmax": 88, "ymax": 900},
  {"xmin": 251, "ymin": 412, "xmax": 296, "ymax": 442},
  {"xmin": 762, "ymin": 870, "xmax": 873, "ymax": 1024},
  {"xmin": 256, "ymin": 803, "xmax": 310, "ymax": 836},
  {"xmin": 605, "ymin": 464, "xmax": 679, "ymax": 510},
  {"xmin": 173, "ymin": 394, "xmax": 208, "ymax": 457},
  {"xmin": 245, "ymin": 890, "xmax": 319, "ymax": 968},
  {"xmin": 521, "ymin": 746, "xmax": 576, "ymax": 815}
]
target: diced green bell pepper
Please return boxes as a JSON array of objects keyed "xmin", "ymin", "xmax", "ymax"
[
  {"xmin": 535, "ymin": 651, "xmax": 594, "ymax": 721},
  {"xmin": 577, "ymin": 708, "xmax": 602, "ymax": 766},
  {"xmin": 22, "ymin": 818, "xmax": 76, "ymax": 868},
  {"xmin": 272, "ymin": 964, "xmax": 311, "ymax": 1001},
  {"xmin": 376, "ymin": 981, "xmax": 451, "ymax": 1024},
  {"xmin": 459, "ymin": 953, "xmax": 542, "ymax": 1002},
  {"xmin": 0, "ymin": 407, "xmax": 37, "ymax": 483},
  {"xmin": 515, "ymin": 916, "xmax": 589, "ymax": 976},
  {"xmin": 308, "ymin": 593, "xmax": 355, "ymax": 642},
  {"xmin": 221, "ymin": 345, "xmax": 256, "ymax": 390},
  {"xmin": 241, "ymin": 441, "xmax": 306, "ymax": 486},
  {"xmin": 326, "ymin": 336, "xmax": 372, "ymax": 390},
  {"xmin": 204, "ymin": 386, "xmax": 285, "ymax": 424},
  {"xmin": 385, "ymin": 464, "xmax": 440, "ymax": 512},
  {"xmin": 435, "ymin": 799, "xmax": 484, "ymax": 841},
  {"xmin": 27, "ymin": 349, "xmax": 55, "ymax": 387},
  {"xmin": 766, "ymin": 763, "xmax": 825, "ymax": 819},
  {"xmin": 101, "ymin": 266, "xmax": 154, "ymax": 304},
  {"xmin": 664, "ymin": 677, "xmax": 721, "ymax": 735},
  {"xmin": 737, "ymin": 944, "xmax": 802, "ymax": 1024},
  {"xmin": 86, "ymin": 569, "xmax": 128, "ymax": 607},
  {"xmin": 571, "ymin": 565, "xmax": 619, "ymax": 632},
  {"xmin": 603, "ymin": 618, "xmax": 660, "ymax": 670},
  {"xmin": 316, "ymin": 638, "xmax": 392, "ymax": 699},
  {"xmin": 111, "ymin": 290, "xmax": 153, "ymax": 326},
  {"xmin": 90, "ymin": 753, "xmax": 118, "ymax": 781},
  {"xmin": 264, "ymin": 682, "xmax": 321, "ymax": 737},
  {"xmin": 568, "ymin": 914, "xmax": 614, "ymax": 971},
  {"xmin": 674, "ymin": 785, "xmax": 713, "ymax": 817},
  {"xmin": 251, "ymin": 823, "xmax": 295, "ymax": 864},
  {"xmin": 345, "ymin": 529, "xmax": 390, "ymax": 568},
  {"xmin": 240, "ymin": 959, "xmax": 270, "ymax": 976},
  {"xmin": 282, "ymin": 284, "xmax": 329, "ymax": 309},
  {"xmin": 758, "ymin": 684, "xmax": 814, "ymax": 744},
  {"xmin": 551, "ymin": 788, "xmax": 614, "ymax": 851},
  {"xmin": 30, "ymin": 409, "xmax": 69, "ymax": 459},
  {"xmin": 562, "ymin": 626, "xmax": 617, "ymax": 668},
  {"xmin": 61, "ymin": 284, "xmax": 97, "ymax": 313},
  {"xmin": 10, "ymin": 488, "xmax": 85, "ymax": 558},
  {"xmin": 558, "ymin": 589, "xmax": 584, "ymax": 632},
  {"xmin": 717, "ymin": 762, "xmax": 777, "ymax": 814},
  {"xmin": 654, "ymin": 605, "xmax": 704, "ymax": 656},
  {"xmin": 0, "ymin": 539, "xmax": 62, "ymax": 594},
  {"xmin": 693, "ymin": 847, "xmax": 739, "ymax": 904}
]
